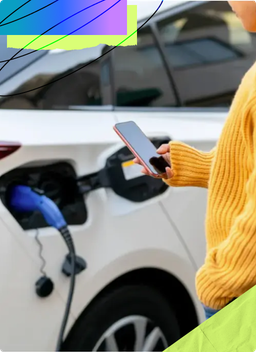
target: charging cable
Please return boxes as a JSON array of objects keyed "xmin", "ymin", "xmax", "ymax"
[{"xmin": 8, "ymin": 185, "xmax": 76, "ymax": 352}]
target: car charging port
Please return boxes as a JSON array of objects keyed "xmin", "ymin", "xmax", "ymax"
[
  {"xmin": 0, "ymin": 162, "xmax": 87, "ymax": 230},
  {"xmin": 77, "ymin": 137, "xmax": 170, "ymax": 203},
  {"xmin": 0, "ymin": 135, "xmax": 171, "ymax": 228}
]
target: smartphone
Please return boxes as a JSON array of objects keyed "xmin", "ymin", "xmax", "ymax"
[{"xmin": 113, "ymin": 121, "xmax": 170, "ymax": 178}]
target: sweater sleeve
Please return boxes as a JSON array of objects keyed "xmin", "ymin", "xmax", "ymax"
[
  {"xmin": 196, "ymin": 116, "xmax": 256, "ymax": 309},
  {"xmin": 163, "ymin": 141, "xmax": 216, "ymax": 188}
]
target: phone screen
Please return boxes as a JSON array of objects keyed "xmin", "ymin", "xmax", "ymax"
[{"xmin": 115, "ymin": 121, "xmax": 169, "ymax": 175}]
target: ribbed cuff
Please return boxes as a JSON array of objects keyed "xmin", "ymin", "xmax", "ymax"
[
  {"xmin": 163, "ymin": 141, "xmax": 215, "ymax": 188},
  {"xmin": 196, "ymin": 265, "xmax": 232, "ymax": 310}
]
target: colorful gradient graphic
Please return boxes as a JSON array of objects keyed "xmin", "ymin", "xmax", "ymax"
[
  {"xmin": 8, "ymin": 6, "xmax": 137, "ymax": 50},
  {"xmin": 0, "ymin": 0, "xmax": 127, "ymax": 35}
]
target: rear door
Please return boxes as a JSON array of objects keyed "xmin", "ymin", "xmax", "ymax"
[{"xmin": 114, "ymin": 0, "xmax": 255, "ymax": 268}]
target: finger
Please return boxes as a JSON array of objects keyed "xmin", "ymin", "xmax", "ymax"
[
  {"xmin": 133, "ymin": 157, "xmax": 139, "ymax": 164},
  {"xmin": 141, "ymin": 167, "xmax": 149, "ymax": 175},
  {"xmin": 157, "ymin": 144, "xmax": 170, "ymax": 154},
  {"xmin": 166, "ymin": 167, "xmax": 174, "ymax": 179}
]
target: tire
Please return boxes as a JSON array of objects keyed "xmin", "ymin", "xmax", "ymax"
[{"xmin": 63, "ymin": 285, "xmax": 181, "ymax": 351}]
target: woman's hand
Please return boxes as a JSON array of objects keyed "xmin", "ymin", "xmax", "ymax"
[{"xmin": 133, "ymin": 143, "xmax": 174, "ymax": 179}]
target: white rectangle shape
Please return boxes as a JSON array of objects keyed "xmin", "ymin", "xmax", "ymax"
[{"xmin": 122, "ymin": 160, "xmax": 144, "ymax": 181}]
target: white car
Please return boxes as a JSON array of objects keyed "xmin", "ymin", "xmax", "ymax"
[{"xmin": 0, "ymin": 0, "xmax": 254, "ymax": 351}]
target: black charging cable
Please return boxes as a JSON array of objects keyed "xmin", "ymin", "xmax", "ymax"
[
  {"xmin": 8, "ymin": 185, "xmax": 77, "ymax": 351},
  {"xmin": 56, "ymin": 226, "xmax": 76, "ymax": 351}
]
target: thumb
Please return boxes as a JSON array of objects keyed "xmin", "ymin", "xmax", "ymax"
[{"xmin": 166, "ymin": 167, "xmax": 174, "ymax": 179}]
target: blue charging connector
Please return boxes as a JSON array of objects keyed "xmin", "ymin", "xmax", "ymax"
[
  {"xmin": 9, "ymin": 185, "xmax": 67, "ymax": 230},
  {"xmin": 8, "ymin": 185, "xmax": 76, "ymax": 352}
]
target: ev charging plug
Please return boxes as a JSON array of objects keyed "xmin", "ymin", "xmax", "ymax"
[{"xmin": 8, "ymin": 185, "xmax": 77, "ymax": 352}]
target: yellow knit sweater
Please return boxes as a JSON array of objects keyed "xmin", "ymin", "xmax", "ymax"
[{"xmin": 165, "ymin": 62, "xmax": 256, "ymax": 310}]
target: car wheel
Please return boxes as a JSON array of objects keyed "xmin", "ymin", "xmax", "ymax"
[{"xmin": 63, "ymin": 285, "xmax": 181, "ymax": 351}]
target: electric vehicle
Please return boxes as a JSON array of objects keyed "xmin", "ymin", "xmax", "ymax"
[{"xmin": 0, "ymin": 0, "xmax": 255, "ymax": 350}]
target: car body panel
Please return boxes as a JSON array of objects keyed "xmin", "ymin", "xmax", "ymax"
[
  {"xmin": 0, "ymin": 218, "xmax": 73, "ymax": 351},
  {"xmin": 0, "ymin": 107, "xmax": 205, "ymax": 350}
]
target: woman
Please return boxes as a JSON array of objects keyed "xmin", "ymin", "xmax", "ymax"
[{"xmin": 134, "ymin": 1, "xmax": 256, "ymax": 320}]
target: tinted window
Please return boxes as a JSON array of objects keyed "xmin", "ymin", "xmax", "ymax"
[
  {"xmin": 157, "ymin": 1, "xmax": 256, "ymax": 107},
  {"xmin": 113, "ymin": 27, "xmax": 177, "ymax": 108},
  {"xmin": 0, "ymin": 45, "xmax": 112, "ymax": 110}
]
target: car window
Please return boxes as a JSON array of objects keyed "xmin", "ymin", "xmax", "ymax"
[
  {"xmin": 157, "ymin": 1, "xmax": 256, "ymax": 107},
  {"xmin": 0, "ymin": 45, "xmax": 112, "ymax": 110},
  {"xmin": 113, "ymin": 26, "xmax": 178, "ymax": 108}
]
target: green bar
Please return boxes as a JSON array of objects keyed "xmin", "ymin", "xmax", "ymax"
[{"xmin": 165, "ymin": 285, "xmax": 256, "ymax": 351}]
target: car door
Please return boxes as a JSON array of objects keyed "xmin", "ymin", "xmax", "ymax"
[{"xmin": 113, "ymin": 0, "xmax": 256, "ymax": 268}]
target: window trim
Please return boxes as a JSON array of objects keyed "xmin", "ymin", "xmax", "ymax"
[
  {"xmin": 61, "ymin": 105, "xmax": 114, "ymax": 112},
  {"xmin": 113, "ymin": 105, "xmax": 229, "ymax": 114},
  {"xmin": 150, "ymin": 22, "xmax": 181, "ymax": 106},
  {"xmin": 109, "ymin": 47, "xmax": 117, "ymax": 107}
]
